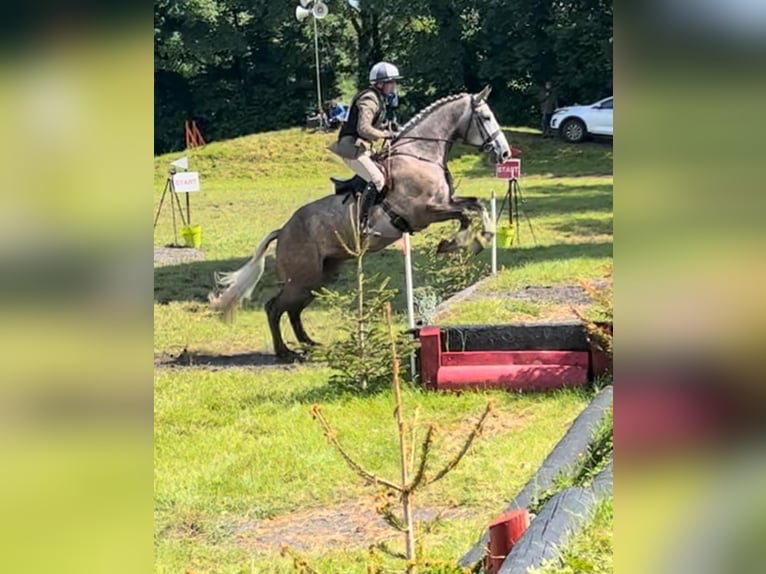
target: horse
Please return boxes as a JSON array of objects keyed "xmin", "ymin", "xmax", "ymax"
[{"xmin": 209, "ymin": 85, "xmax": 512, "ymax": 359}]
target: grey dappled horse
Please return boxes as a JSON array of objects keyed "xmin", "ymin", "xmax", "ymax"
[{"xmin": 210, "ymin": 86, "xmax": 512, "ymax": 359}]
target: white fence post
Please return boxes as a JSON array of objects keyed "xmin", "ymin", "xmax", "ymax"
[
  {"xmin": 491, "ymin": 192, "xmax": 497, "ymax": 275},
  {"xmin": 402, "ymin": 233, "xmax": 418, "ymax": 380}
]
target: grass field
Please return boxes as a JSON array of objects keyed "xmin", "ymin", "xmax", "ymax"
[{"xmin": 154, "ymin": 126, "xmax": 612, "ymax": 573}]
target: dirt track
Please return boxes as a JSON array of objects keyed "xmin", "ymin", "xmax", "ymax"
[{"xmin": 154, "ymin": 246, "xmax": 205, "ymax": 267}]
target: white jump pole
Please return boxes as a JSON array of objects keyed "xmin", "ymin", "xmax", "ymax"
[
  {"xmin": 402, "ymin": 233, "xmax": 417, "ymax": 380},
  {"xmin": 403, "ymin": 233, "xmax": 415, "ymax": 329},
  {"xmin": 491, "ymin": 191, "xmax": 497, "ymax": 275}
]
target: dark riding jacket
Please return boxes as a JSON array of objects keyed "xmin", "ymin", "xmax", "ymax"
[{"xmin": 331, "ymin": 87, "xmax": 390, "ymax": 159}]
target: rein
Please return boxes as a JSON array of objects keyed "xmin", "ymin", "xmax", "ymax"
[
  {"xmin": 392, "ymin": 134, "xmax": 451, "ymax": 144},
  {"xmin": 380, "ymin": 134, "xmax": 453, "ymax": 169},
  {"xmin": 372, "ymin": 96, "xmax": 504, "ymax": 231},
  {"xmin": 383, "ymin": 149, "xmax": 449, "ymax": 169},
  {"xmin": 386, "ymin": 100, "xmax": 503, "ymax": 159}
]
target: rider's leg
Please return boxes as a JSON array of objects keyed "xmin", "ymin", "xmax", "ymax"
[
  {"xmin": 342, "ymin": 154, "xmax": 385, "ymax": 190},
  {"xmin": 342, "ymin": 154, "xmax": 385, "ymax": 233}
]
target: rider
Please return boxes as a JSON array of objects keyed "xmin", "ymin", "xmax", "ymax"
[{"xmin": 329, "ymin": 61, "xmax": 401, "ymax": 232}]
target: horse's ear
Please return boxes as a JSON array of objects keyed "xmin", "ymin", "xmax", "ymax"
[{"xmin": 475, "ymin": 85, "xmax": 492, "ymax": 102}]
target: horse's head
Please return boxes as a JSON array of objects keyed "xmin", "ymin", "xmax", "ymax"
[{"xmin": 465, "ymin": 86, "xmax": 512, "ymax": 163}]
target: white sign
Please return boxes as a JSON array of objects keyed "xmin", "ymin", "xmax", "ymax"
[
  {"xmin": 173, "ymin": 171, "xmax": 200, "ymax": 192},
  {"xmin": 496, "ymin": 159, "xmax": 521, "ymax": 180}
]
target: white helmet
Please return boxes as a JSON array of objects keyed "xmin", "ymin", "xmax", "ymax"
[{"xmin": 369, "ymin": 61, "xmax": 402, "ymax": 84}]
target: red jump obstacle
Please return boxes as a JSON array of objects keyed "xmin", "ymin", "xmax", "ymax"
[{"xmin": 415, "ymin": 322, "xmax": 610, "ymax": 391}]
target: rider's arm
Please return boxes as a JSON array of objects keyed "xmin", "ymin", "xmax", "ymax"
[{"xmin": 356, "ymin": 93, "xmax": 390, "ymax": 142}]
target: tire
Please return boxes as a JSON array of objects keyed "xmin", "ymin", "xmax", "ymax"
[{"xmin": 560, "ymin": 118, "xmax": 587, "ymax": 143}]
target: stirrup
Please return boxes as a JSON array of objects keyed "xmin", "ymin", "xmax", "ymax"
[{"xmin": 361, "ymin": 223, "xmax": 381, "ymax": 238}]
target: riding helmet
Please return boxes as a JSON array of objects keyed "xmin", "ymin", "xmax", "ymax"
[{"xmin": 369, "ymin": 62, "xmax": 402, "ymax": 84}]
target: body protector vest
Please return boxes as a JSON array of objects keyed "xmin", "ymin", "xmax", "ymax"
[{"xmin": 338, "ymin": 88, "xmax": 387, "ymax": 140}]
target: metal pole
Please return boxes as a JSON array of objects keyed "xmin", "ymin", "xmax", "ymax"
[
  {"xmin": 313, "ymin": 16, "xmax": 323, "ymax": 126},
  {"xmin": 491, "ymin": 191, "xmax": 497, "ymax": 275},
  {"xmin": 153, "ymin": 178, "xmax": 170, "ymax": 231},
  {"xmin": 169, "ymin": 177, "xmax": 178, "ymax": 245}
]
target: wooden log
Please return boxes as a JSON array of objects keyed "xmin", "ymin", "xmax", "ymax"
[
  {"xmin": 440, "ymin": 322, "xmax": 591, "ymax": 352},
  {"xmin": 458, "ymin": 386, "xmax": 613, "ymax": 568},
  {"xmin": 498, "ymin": 461, "xmax": 614, "ymax": 573},
  {"xmin": 497, "ymin": 487, "xmax": 594, "ymax": 574}
]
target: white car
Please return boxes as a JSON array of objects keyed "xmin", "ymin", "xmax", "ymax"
[{"xmin": 550, "ymin": 97, "xmax": 613, "ymax": 143}]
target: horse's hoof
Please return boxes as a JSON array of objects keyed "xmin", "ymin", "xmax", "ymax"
[
  {"xmin": 276, "ymin": 349, "xmax": 303, "ymax": 363},
  {"xmin": 437, "ymin": 239, "xmax": 458, "ymax": 254}
]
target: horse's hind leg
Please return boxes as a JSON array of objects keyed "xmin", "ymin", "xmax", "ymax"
[
  {"xmin": 266, "ymin": 286, "xmax": 313, "ymax": 360},
  {"xmin": 288, "ymin": 294, "xmax": 317, "ymax": 347},
  {"xmin": 287, "ymin": 259, "xmax": 343, "ymax": 346},
  {"xmin": 289, "ymin": 258, "xmax": 343, "ymax": 346},
  {"xmin": 265, "ymin": 291, "xmax": 292, "ymax": 359}
]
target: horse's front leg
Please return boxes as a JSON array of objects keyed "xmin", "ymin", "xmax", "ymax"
[
  {"xmin": 423, "ymin": 206, "xmax": 472, "ymax": 253},
  {"xmin": 451, "ymin": 196, "xmax": 495, "ymax": 251},
  {"xmin": 440, "ymin": 214, "xmax": 474, "ymax": 253},
  {"xmin": 451, "ymin": 196, "xmax": 495, "ymax": 236}
]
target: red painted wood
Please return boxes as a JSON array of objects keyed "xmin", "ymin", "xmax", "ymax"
[
  {"xmin": 590, "ymin": 346, "xmax": 612, "ymax": 378},
  {"xmin": 416, "ymin": 325, "xmax": 599, "ymax": 392},
  {"xmin": 436, "ymin": 364, "xmax": 588, "ymax": 391},
  {"xmin": 486, "ymin": 509, "xmax": 530, "ymax": 574},
  {"xmin": 417, "ymin": 327, "xmax": 442, "ymax": 390},
  {"xmin": 440, "ymin": 350, "xmax": 588, "ymax": 368}
]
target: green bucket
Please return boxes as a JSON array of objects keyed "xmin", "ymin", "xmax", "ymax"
[
  {"xmin": 497, "ymin": 224, "xmax": 514, "ymax": 248},
  {"xmin": 181, "ymin": 225, "xmax": 202, "ymax": 248}
]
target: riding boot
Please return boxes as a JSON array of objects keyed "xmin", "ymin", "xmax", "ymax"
[{"xmin": 359, "ymin": 181, "xmax": 379, "ymax": 234}]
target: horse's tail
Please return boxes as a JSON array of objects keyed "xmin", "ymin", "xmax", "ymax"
[{"xmin": 208, "ymin": 229, "xmax": 280, "ymax": 321}]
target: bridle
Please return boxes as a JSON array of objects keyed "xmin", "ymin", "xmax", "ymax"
[
  {"xmin": 469, "ymin": 98, "xmax": 504, "ymax": 155},
  {"xmin": 373, "ymin": 95, "xmax": 504, "ymax": 233},
  {"xmin": 385, "ymin": 97, "xmax": 503, "ymax": 158}
]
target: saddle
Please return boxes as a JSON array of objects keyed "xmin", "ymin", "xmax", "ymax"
[
  {"xmin": 330, "ymin": 174, "xmax": 367, "ymax": 195},
  {"xmin": 330, "ymin": 157, "xmax": 390, "ymax": 196}
]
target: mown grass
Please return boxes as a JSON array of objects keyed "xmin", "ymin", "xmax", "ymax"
[
  {"xmin": 155, "ymin": 372, "xmax": 591, "ymax": 573},
  {"xmin": 153, "ymin": 127, "xmax": 611, "ymax": 184},
  {"xmin": 154, "ymin": 128, "xmax": 611, "ymax": 333},
  {"xmin": 154, "ymin": 125, "xmax": 612, "ymax": 572}
]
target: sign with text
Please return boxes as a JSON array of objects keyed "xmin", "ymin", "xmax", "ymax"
[
  {"xmin": 172, "ymin": 171, "xmax": 200, "ymax": 192},
  {"xmin": 496, "ymin": 159, "xmax": 521, "ymax": 180}
]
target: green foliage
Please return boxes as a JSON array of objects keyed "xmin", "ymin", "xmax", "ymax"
[
  {"xmin": 574, "ymin": 266, "xmax": 613, "ymax": 358},
  {"xmin": 411, "ymin": 231, "xmax": 491, "ymax": 326},
  {"xmin": 154, "ymin": 0, "xmax": 352, "ymax": 153},
  {"xmin": 310, "ymin": 305, "xmax": 493, "ymax": 574},
  {"xmin": 154, "ymin": 123, "xmax": 612, "ymax": 572},
  {"xmin": 574, "ymin": 406, "xmax": 613, "ymax": 485},
  {"xmin": 529, "ymin": 401, "xmax": 613, "ymax": 515},
  {"xmin": 414, "ymin": 236, "xmax": 489, "ymax": 303},
  {"xmin": 413, "ymin": 286, "xmax": 440, "ymax": 326},
  {"xmin": 154, "ymin": 0, "xmax": 613, "ymax": 154},
  {"xmin": 311, "ymin": 275, "xmax": 416, "ymax": 393}
]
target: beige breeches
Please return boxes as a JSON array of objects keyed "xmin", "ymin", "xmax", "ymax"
[{"xmin": 343, "ymin": 153, "xmax": 385, "ymax": 191}]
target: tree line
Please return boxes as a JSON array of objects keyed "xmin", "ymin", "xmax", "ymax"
[{"xmin": 155, "ymin": 0, "xmax": 612, "ymax": 154}]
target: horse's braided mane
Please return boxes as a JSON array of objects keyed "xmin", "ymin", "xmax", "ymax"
[{"xmin": 396, "ymin": 92, "xmax": 468, "ymax": 134}]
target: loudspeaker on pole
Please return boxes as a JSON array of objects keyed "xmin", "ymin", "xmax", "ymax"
[
  {"xmin": 312, "ymin": 1, "xmax": 328, "ymax": 19},
  {"xmin": 295, "ymin": 5, "xmax": 311, "ymax": 21}
]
